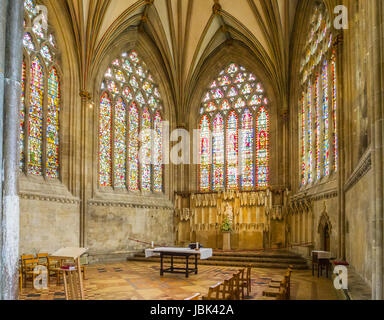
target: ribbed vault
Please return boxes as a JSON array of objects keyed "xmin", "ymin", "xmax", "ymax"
[{"xmin": 59, "ymin": 0, "xmax": 303, "ymax": 122}]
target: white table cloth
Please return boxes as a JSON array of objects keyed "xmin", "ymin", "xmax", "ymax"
[
  {"xmin": 145, "ymin": 247, "xmax": 213, "ymax": 260},
  {"xmin": 312, "ymin": 250, "xmax": 331, "ymax": 259}
]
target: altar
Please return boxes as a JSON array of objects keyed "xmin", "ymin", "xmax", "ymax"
[{"xmin": 174, "ymin": 190, "xmax": 288, "ymax": 250}]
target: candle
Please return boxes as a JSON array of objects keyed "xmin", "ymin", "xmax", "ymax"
[
  {"xmin": 196, "ymin": 242, "xmax": 199, "ymax": 249},
  {"xmin": 151, "ymin": 241, "xmax": 154, "ymax": 248}
]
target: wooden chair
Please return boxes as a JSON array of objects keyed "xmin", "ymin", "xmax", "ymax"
[
  {"xmin": 37, "ymin": 253, "xmax": 49, "ymax": 268},
  {"xmin": 242, "ymin": 266, "xmax": 252, "ymax": 297},
  {"xmin": 18, "ymin": 265, "xmax": 23, "ymax": 291},
  {"xmin": 47, "ymin": 256, "xmax": 59, "ymax": 284},
  {"xmin": 21, "ymin": 254, "xmax": 34, "ymax": 285},
  {"xmin": 263, "ymin": 278, "xmax": 287, "ymax": 299},
  {"xmin": 23, "ymin": 258, "xmax": 40, "ymax": 288},
  {"xmin": 269, "ymin": 267, "xmax": 292, "ymax": 299},
  {"xmin": 233, "ymin": 270, "xmax": 244, "ymax": 300},
  {"xmin": 202, "ymin": 282, "xmax": 222, "ymax": 300},
  {"xmin": 61, "ymin": 267, "xmax": 82, "ymax": 300},
  {"xmin": 184, "ymin": 293, "xmax": 201, "ymax": 300}
]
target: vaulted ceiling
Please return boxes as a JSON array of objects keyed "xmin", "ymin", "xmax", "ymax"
[{"xmin": 61, "ymin": 0, "xmax": 301, "ymax": 120}]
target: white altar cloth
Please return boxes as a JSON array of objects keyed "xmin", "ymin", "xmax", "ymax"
[{"xmin": 145, "ymin": 247, "xmax": 213, "ymax": 260}]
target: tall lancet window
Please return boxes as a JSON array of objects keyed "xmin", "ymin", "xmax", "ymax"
[
  {"xmin": 99, "ymin": 50, "xmax": 164, "ymax": 193},
  {"xmin": 20, "ymin": 0, "xmax": 61, "ymax": 178},
  {"xmin": 198, "ymin": 63, "xmax": 270, "ymax": 192},
  {"xmin": 299, "ymin": 2, "xmax": 338, "ymax": 187}
]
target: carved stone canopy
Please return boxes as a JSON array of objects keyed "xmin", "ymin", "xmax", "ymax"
[{"xmin": 318, "ymin": 203, "xmax": 332, "ymax": 234}]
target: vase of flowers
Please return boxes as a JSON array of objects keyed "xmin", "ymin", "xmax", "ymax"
[{"xmin": 222, "ymin": 214, "xmax": 232, "ymax": 251}]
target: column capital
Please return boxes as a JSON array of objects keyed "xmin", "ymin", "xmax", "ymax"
[{"xmin": 79, "ymin": 90, "xmax": 91, "ymax": 101}]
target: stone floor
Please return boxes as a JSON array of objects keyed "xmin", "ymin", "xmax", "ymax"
[{"xmin": 19, "ymin": 261, "xmax": 340, "ymax": 300}]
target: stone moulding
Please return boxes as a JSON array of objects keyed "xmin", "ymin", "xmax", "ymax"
[
  {"xmin": 19, "ymin": 192, "xmax": 80, "ymax": 204},
  {"xmin": 87, "ymin": 199, "xmax": 174, "ymax": 210},
  {"xmin": 344, "ymin": 150, "xmax": 372, "ymax": 192}
]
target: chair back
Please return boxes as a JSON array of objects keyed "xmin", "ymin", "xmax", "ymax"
[
  {"xmin": 62, "ymin": 268, "xmax": 82, "ymax": 300},
  {"xmin": 207, "ymin": 282, "xmax": 222, "ymax": 300},
  {"xmin": 37, "ymin": 253, "xmax": 49, "ymax": 265},
  {"xmin": 184, "ymin": 293, "xmax": 200, "ymax": 301}
]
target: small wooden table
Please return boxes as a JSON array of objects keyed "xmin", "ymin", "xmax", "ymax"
[
  {"xmin": 312, "ymin": 251, "xmax": 331, "ymax": 278},
  {"xmin": 145, "ymin": 247, "xmax": 213, "ymax": 278},
  {"xmin": 51, "ymin": 247, "xmax": 88, "ymax": 300}
]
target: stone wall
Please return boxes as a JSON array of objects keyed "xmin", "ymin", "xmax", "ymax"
[
  {"xmin": 86, "ymin": 196, "xmax": 174, "ymax": 263},
  {"xmin": 345, "ymin": 169, "xmax": 374, "ymax": 287},
  {"xmin": 19, "ymin": 197, "xmax": 80, "ymax": 255}
]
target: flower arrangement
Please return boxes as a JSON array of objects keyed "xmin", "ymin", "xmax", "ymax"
[{"xmin": 221, "ymin": 215, "xmax": 233, "ymax": 232}]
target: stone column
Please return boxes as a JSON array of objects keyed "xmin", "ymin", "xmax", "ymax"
[
  {"xmin": 0, "ymin": 0, "xmax": 24, "ymax": 300},
  {"xmin": 370, "ymin": 0, "xmax": 384, "ymax": 300},
  {"xmin": 0, "ymin": 0, "xmax": 8, "ymax": 292},
  {"xmin": 334, "ymin": 32, "xmax": 346, "ymax": 261}
]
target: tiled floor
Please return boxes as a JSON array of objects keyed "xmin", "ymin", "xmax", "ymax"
[{"xmin": 19, "ymin": 261, "xmax": 340, "ymax": 300}]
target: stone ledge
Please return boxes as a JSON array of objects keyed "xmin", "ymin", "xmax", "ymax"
[
  {"xmin": 88, "ymin": 199, "xmax": 174, "ymax": 210},
  {"xmin": 87, "ymin": 251, "xmax": 139, "ymax": 264},
  {"xmin": 19, "ymin": 192, "xmax": 80, "ymax": 204},
  {"xmin": 344, "ymin": 150, "xmax": 372, "ymax": 192}
]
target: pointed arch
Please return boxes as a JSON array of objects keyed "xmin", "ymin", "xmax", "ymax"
[
  {"xmin": 198, "ymin": 62, "xmax": 270, "ymax": 192},
  {"xmin": 99, "ymin": 50, "xmax": 165, "ymax": 193}
]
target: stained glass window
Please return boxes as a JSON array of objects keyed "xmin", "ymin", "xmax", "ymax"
[
  {"xmin": 240, "ymin": 109, "xmax": 254, "ymax": 190},
  {"xmin": 322, "ymin": 61, "xmax": 330, "ymax": 176},
  {"xmin": 153, "ymin": 112, "xmax": 163, "ymax": 193},
  {"xmin": 331, "ymin": 55, "xmax": 338, "ymax": 172},
  {"xmin": 256, "ymin": 107, "xmax": 270, "ymax": 189},
  {"xmin": 99, "ymin": 93, "xmax": 112, "ymax": 187},
  {"xmin": 20, "ymin": 61, "xmax": 26, "ymax": 169},
  {"xmin": 199, "ymin": 115, "xmax": 211, "ymax": 192},
  {"xmin": 212, "ymin": 114, "xmax": 225, "ymax": 191},
  {"xmin": 199, "ymin": 63, "xmax": 269, "ymax": 191},
  {"xmin": 226, "ymin": 111, "xmax": 238, "ymax": 190},
  {"xmin": 99, "ymin": 50, "xmax": 164, "ymax": 193},
  {"xmin": 20, "ymin": 1, "xmax": 61, "ymax": 179},
  {"xmin": 28, "ymin": 56, "xmax": 44, "ymax": 176},
  {"xmin": 315, "ymin": 75, "xmax": 321, "ymax": 180},
  {"xmin": 141, "ymin": 108, "xmax": 152, "ymax": 192},
  {"xmin": 128, "ymin": 103, "xmax": 139, "ymax": 191},
  {"xmin": 46, "ymin": 67, "xmax": 60, "ymax": 178},
  {"xmin": 114, "ymin": 97, "xmax": 127, "ymax": 188},
  {"xmin": 306, "ymin": 83, "xmax": 313, "ymax": 184},
  {"xmin": 300, "ymin": 95, "xmax": 306, "ymax": 185},
  {"xmin": 299, "ymin": 3, "xmax": 338, "ymax": 186}
]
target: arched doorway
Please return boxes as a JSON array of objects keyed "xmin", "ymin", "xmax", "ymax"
[
  {"xmin": 318, "ymin": 204, "xmax": 332, "ymax": 252},
  {"xmin": 322, "ymin": 224, "xmax": 330, "ymax": 252}
]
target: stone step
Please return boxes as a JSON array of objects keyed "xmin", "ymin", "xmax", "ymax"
[
  {"xmin": 133, "ymin": 252, "xmax": 307, "ymax": 265},
  {"xmin": 128, "ymin": 249, "xmax": 309, "ymax": 270},
  {"xmin": 127, "ymin": 256, "xmax": 308, "ymax": 270}
]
